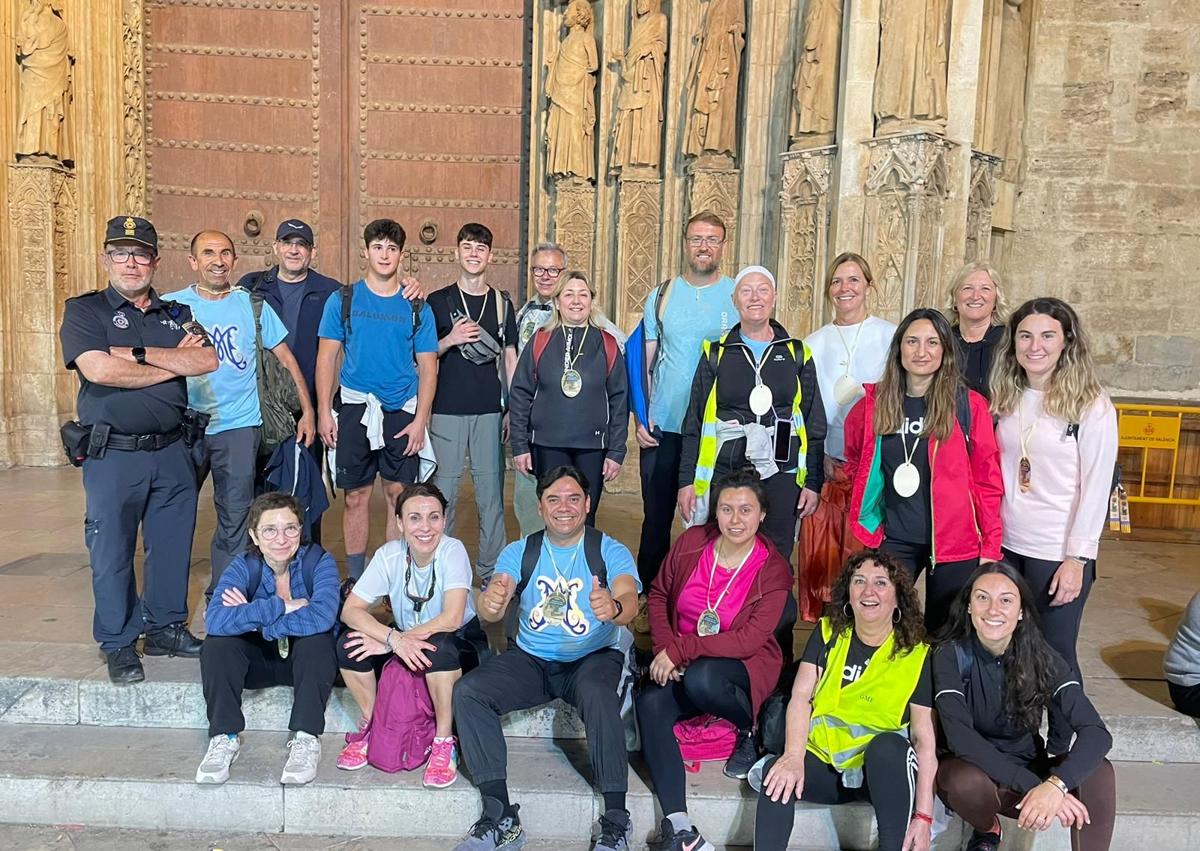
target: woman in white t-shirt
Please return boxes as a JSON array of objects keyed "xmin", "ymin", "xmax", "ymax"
[
  {"xmin": 799, "ymin": 252, "xmax": 897, "ymax": 622},
  {"xmin": 335, "ymin": 483, "xmax": 486, "ymax": 788}
]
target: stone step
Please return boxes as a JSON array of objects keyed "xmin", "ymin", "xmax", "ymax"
[{"xmin": 1, "ymin": 723, "xmax": 1198, "ymax": 850}]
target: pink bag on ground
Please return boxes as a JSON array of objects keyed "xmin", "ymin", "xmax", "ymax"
[
  {"xmin": 354, "ymin": 656, "xmax": 435, "ymax": 773},
  {"xmin": 673, "ymin": 714, "xmax": 738, "ymax": 774}
]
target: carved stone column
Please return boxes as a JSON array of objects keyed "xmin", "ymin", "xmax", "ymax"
[
  {"xmin": 4, "ymin": 163, "xmax": 79, "ymax": 466},
  {"xmin": 552, "ymin": 176, "xmax": 596, "ymax": 279},
  {"xmin": 777, "ymin": 146, "xmax": 835, "ymax": 338},
  {"xmin": 616, "ymin": 170, "xmax": 662, "ymax": 328},
  {"xmin": 687, "ymin": 162, "xmax": 740, "ymax": 278},
  {"xmin": 862, "ymin": 133, "xmax": 954, "ymax": 321},
  {"xmin": 966, "ymin": 151, "xmax": 1001, "ymax": 262}
]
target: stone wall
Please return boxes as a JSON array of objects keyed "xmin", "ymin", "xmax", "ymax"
[{"xmin": 1001, "ymin": 0, "xmax": 1200, "ymax": 399}]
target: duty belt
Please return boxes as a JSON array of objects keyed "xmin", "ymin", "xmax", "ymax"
[{"xmin": 106, "ymin": 427, "xmax": 183, "ymax": 451}]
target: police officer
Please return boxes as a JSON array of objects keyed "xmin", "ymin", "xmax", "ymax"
[{"xmin": 59, "ymin": 216, "xmax": 218, "ymax": 684}]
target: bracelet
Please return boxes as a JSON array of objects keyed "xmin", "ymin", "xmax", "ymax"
[
  {"xmin": 1046, "ymin": 775, "xmax": 1069, "ymax": 796},
  {"xmin": 384, "ymin": 628, "xmax": 396, "ymax": 653},
  {"xmin": 912, "ymin": 811, "xmax": 933, "ymax": 825}
]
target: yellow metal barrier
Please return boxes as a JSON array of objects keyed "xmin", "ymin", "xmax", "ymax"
[{"xmin": 1115, "ymin": 403, "xmax": 1200, "ymax": 506}]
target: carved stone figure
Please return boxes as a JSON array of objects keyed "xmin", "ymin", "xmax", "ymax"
[
  {"xmin": 612, "ymin": 0, "xmax": 668, "ymax": 170},
  {"xmin": 993, "ymin": 0, "xmax": 1028, "ymax": 180},
  {"xmin": 545, "ymin": 0, "xmax": 598, "ymax": 182},
  {"xmin": 16, "ymin": 0, "xmax": 74, "ymax": 165},
  {"xmin": 873, "ymin": 0, "xmax": 950, "ymax": 135},
  {"xmin": 683, "ymin": 0, "xmax": 745, "ymax": 160},
  {"xmin": 790, "ymin": 0, "xmax": 843, "ymax": 147}
]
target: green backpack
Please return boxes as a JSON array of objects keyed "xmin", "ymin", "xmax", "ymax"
[{"xmin": 251, "ymin": 290, "xmax": 301, "ymax": 451}]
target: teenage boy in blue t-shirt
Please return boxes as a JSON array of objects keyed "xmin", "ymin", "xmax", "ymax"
[
  {"xmin": 315, "ymin": 219, "xmax": 437, "ymax": 579},
  {"xmin": 453, "ymin": 466, "xmax": 641, "ymax": 851},
  {"xmin": 174, "ymin": 231, "xmax": 316, "ymax": 596}
]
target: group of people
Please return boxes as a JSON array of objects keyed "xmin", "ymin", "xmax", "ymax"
[{"xmin": 59, "ymin": 208, "xmax": 1129, "ymax": 850}]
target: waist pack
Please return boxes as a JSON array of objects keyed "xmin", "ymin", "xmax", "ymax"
[
  {"xmin": 350, "ymin": 656, "xmax": 435, "ymax": 772},
  {"xmin": 674, "ymin": 714, "xmax": 738, "ymax": 773}
]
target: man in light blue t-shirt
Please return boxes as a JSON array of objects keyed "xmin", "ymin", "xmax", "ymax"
[
  {"xmin": 636, "ymin": 212, "xmax": 735, "ymax": 593},
  {"xmin": 173, "ymin": 231, "xmax": 316, "ymax": 594},
  {"xmin": 452, "ymin": 466, "xmax": 641, "ymax": 851}
]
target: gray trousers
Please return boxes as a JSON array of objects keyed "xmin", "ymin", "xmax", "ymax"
[
  {"xmin": 195, "ymin": 425, "xmax": 260, "ymax": 593},
  {"xmin": 429, "ymin": 413, "xmax": 506, "ymax": 578},
  {"xmin": 513, "ymin": 469, "xmax": 544, "ymax": 538}
]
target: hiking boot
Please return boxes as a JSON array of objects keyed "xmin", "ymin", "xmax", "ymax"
[
  {"xmin": 453, "ymin": 796, "xmax": 526, "ymax": 851},
  {"xmin": 723, "ymin": 727, "xmax": 759, "ymax": 779},
  {"xmin": 196, "ymin": 733, "xmax": 240, "ymax": 784},
  {"xmin": 965, "ymin": 823, "xmax": 1003, "ymax": 851},
  {"xmin": 648, "ymin": 818, "xmax": 715, "ymax": 851},
  {"xmin": 593, "ymin": 809, "xmax": 631, "ymax": 851},
  {"xmin": 280, "ymin": 733, "xmax": 321, "ymax": 785},
  {"xmin": 105, "ymin": 644, "xmax": 144, "ymax": 685},
  {"xmin": 423, "ymin": 735, "xmax": 459, "ymax": 788},
  {"xmin": 143, "ymin": 623, "xmax": 203, "ymax": 658}
]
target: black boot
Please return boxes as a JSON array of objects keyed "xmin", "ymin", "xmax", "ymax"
[{"xmin": 143, "ymin": 623, "xmax": 203, "ymax": 658}]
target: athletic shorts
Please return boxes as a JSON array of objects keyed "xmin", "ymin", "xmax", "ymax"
[{"xmin": 334, "ymin": 403, "xmax": 420, "ymax": 489}]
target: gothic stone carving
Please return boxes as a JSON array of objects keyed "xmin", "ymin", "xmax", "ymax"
[
  {"xmin": 611, "ymin": 0, "xmax": 668, "ymax": 171},
  {"xmin": 966, "ymin": 152, "xmax": 1001, "ymax": 263},
  {"xmin": 993, "ymin": 0, "xmax": 1029, "ymax": 180},
  {"xmin": 683, "ymin": 0, "xmax": 745, "ymax": 161},
  {"xmin": 874, "ymin": 0, "xmax": 951, "ymax": 136},
  {"xmin": 545, "ymin": 0, "xmax": 598, "ymax": 182},
  {"xmin": 121, "ymin": 0, "xmax": 146, "ymax": 214},
  {"xmin": 553, "ymin": 177, "xmax": 596, "ymax": 280},
  {"xmin": 790, "ymin": 0, "xmax": 843, "ymax": 150},
  {"xmin": 16, "ymin": 0, "xmax": 74, "ymax": 165},
  {"xmin": 863, "ymin": 133, "xmax": 953, "ymax": 321},
  {"xmin": 778, "ymin": 148, "xmax": 834, "ymax": 338},
  {"xmin": 617, "ymin": 175, "xmax": 662, "ymax": 325},
  {"xmin": 688, "ymin": 166, "xmax": 739, "ymax": 279}
]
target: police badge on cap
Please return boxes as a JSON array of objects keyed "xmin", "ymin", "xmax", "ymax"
[{"xmin": 104, "ymin": 215, "xmax": 158, "ymax": 254}]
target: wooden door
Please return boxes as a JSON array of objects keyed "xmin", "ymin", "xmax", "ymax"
[{"xmin": 141, "ymin": 0, "xmax": 526, "ymax": 297}]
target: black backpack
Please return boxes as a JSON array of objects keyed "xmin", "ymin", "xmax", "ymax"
[
  {"xmin": 341, "ymin": 282, "xmax": 424, "ymax": 337},
  {"xmin": 516, "ymin": 527, "xmax": 608, "ymax": 595}
]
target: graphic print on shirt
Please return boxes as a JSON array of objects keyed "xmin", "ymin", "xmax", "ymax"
[
  {"xmin": 527, "ymin": 575, "xmax": 589, "ymax": 636},
  {"xmin": 209, "ymin": 324, "xmax": 248, "ymax": 370},
  {"xmin": 900, "ymin": 414, "xmax": 925, "ymax": 436},
  {"xmin": 843, "ymin": 658, "xmax": 868, "ymax": 684}
]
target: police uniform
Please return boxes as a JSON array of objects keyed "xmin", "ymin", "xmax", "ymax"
[{"xmin": 59, "ymin": 216, "xmax": 205, "ymax": 666}]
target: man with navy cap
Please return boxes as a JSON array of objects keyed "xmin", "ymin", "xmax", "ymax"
[{"xmin": 59, "ymin": 215, "xmax": 218, "ymax": 684}]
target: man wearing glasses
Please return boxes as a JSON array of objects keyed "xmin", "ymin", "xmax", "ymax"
[
  {"xmin": 59, "ymin": 216, "xmax": 218, "ymax": 684},
  {"xmin": 635, "ymin": 211, "xmax": 735, "ymax": 592}
]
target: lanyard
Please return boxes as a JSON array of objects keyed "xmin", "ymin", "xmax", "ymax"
[
  {"xmin": 544, "ymin": 535, "xmax": 584, "ymax": 583},
  {"xmin": 403, "ymin": 546, "xmax": 438, "ymax": 628},
  {"xmin": 705, "ymin": 540, "xmax": 754, "ymax": 613},
  {"xmin": 458, "ymin": 286, "xmax": 489, "ymax": 323},
  {"xmin": 738, "ymin": 342, "xmax": 773, "ymax": 390},
  {"xmin": 833, "ymin": 319, "xmax": 866, "ymax": 375},
  {"xmin": 562, "ymin": 324, "xmax": 590, "ymax": 371}
]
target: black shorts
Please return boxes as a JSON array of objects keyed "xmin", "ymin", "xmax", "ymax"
[
  {"xmin": 335, "ymin": 403, "xmax": 420, "ymax": 489},
  {"xmin": 336, "ymin": 617, "xmax": 487, "ymax": 675}
]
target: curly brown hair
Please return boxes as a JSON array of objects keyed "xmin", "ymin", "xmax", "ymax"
[{"xmin": 824, "ymin": 549, "xmax": 925, "ymax": 657}]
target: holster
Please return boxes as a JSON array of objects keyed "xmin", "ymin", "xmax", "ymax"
[
  {"xmin": 59, "ymin": 420, "xmax": 93, "ymax": 467},
  {"xmin": 87, "ymin": 424, "xmax": 111, "ymax": 460},
  {"xmin": 181, "ymin": 408, "xmax": 211, "ymax": 447}
]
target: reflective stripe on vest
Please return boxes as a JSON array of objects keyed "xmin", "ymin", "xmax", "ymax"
[
  {"xmin": 806, "ymin": 617, "xmax": 928, "ymax": 776},
  {"xmin": 693, "ymin": 333, "xmax": 811, "ymax": 497}
]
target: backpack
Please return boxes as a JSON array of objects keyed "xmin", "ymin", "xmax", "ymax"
[
  {"xmin": 1064, "ymin": 421, "xmax": 1125, "ymax": 502},
  {"xmin": 624, "ymin": 278, "xmax": 675, "ymax": 429},
  {"xmin": 250, "ymin": 290, "xmax": 301, "ymax": 450},
  {"xmin": 517, "ymin": 526, "xmax": 608, "ymax": 595},
  {"xmin": 362, "ymin": 656, "xmax": 436, "ymax": 772},
  {"xmin": 243, "ymin": 543, "xmax": 323, "ymax": 605},
  {"xmin": 529, "ymin": 327, "xmax": 620, "ymax": 380},
  {"xmin": 674, "ymin": 714, "xmax": 738, "ymax": 773}
]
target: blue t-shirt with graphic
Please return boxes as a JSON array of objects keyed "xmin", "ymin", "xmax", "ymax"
[
  {"xmin": 172, "ymin": 286, "xmax": 287, "ymax": 435},
  {"xmin": 644, "ymin": 275, "xmax": 736, "ymax": 433},
  {"xmin": 317, "ymin": 282, "xmax": 437, "ymax": 410},
  {"xmin": 494, "ymin": 533, "xmax": 641, "ymax": 662}
]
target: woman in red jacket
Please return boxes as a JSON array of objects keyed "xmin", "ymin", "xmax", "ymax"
[
  {"xmin": 639, "ymin": 466, "xmax": 793, "ymax": 851},
  {"xmin": 844, "ymin": 308, "xmax": 1002, "ymax": 634}
]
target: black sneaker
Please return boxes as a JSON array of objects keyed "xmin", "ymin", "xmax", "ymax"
[
  {"xmin": 648, "ymin": 818, "xmax": 715, "ymax": 851},
  {"xmin": 593, "ymin": 808, "xmax": 631, "ymax": 851},
  {"xmin": 453, "ymin": 796, "xmax": 526, "ymax": 851},
  {"xmin": 105, "ymin": 644, "xmax": 145, "ymax": 685},
  {"xmin": 723, "ymin": 727, "xmax": 759, "ymax": 779},
  {"xmin": 966, "ymin": 825, "xmax": 1002, "ymax": 851},
  {"xmin": 143, "ymin": 623, "xmax": 203, "ymax": 658}
]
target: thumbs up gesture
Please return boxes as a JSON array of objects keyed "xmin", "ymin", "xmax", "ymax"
[
  {"xmin": 482, "ymin": 572, "xmax": 516, "ymax": 619},
  {"xmin": 589, "ymin": 575, "xmax": 618, "ymax": 622}
]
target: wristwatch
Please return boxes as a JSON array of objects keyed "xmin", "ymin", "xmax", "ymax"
[
  {"xmin": 1069, "ymin": 554, "xmax": 1090, "ymax": 565},
  {"xmin": 131, "ymin": 346, "xmax": 147, "ymax": 365},
  {"xmin": 612, "ymin": 598, "xmax": 624, "ymax": 619}
]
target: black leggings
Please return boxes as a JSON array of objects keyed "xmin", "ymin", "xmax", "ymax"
[
  {"xmin": 637, "ymin": 657, "xmax": 753, "ymax": 814},
  {"xmin": 533, "ymin": 445, "xmax": 606, "ymax": 525},
  {"xmin": 880, "ymin": 538, "xmax": 978, "ymax": 635},
  {"xmin": 755, "ymin": 733, "xmax": 916, "ymax": 851},
  {"xmin": 336, "ymin": 618, "xmax": 487, "ymax": 675}
]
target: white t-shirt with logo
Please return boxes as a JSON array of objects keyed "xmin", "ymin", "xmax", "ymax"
[{"xmin": 353, "ymin": 536, "xmax": 476, "ymax": 630}]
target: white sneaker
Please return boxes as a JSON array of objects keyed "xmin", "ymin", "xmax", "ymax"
[
  {"xmin": 280, "ymin": 733, "xmax": 321, "ymax": 785},
  {"xmin": 196, "ymin": 734, "xmax": 240, "ymax": 784}
]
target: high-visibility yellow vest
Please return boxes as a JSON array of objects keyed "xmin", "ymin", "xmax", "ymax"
[
  {"xmin": 692, "ymin": 333, "xmax": 811, "ymax": 497},
  {"xmin": 806, "ymin": 617, "xmax": 928, "ymax": 787}
]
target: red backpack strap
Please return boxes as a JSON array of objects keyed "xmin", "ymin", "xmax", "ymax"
[
  {"xmin": 602, "ymin": 330, "xmax": 618, "ymax": 375},
  {"xmin": 531, "ymin": 328, "xmax": 552, "ymax": 378}
]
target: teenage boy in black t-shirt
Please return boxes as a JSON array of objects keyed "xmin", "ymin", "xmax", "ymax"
[{"xmin": 426, "ymin": 223, "xmax": 518, "ymax": 580}]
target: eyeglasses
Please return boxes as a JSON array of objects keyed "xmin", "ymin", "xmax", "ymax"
[
  {"xmin": 107, "ymin": 249, "xmax": 155, "ymax": 266},
  {"xmin": 532, "ymin": 266, "xmax": 565, "ymax": 278},
  {"xmin": 686, "ymin": 236, "xmax": 725, "ymax": 248},
  {"xmin": 258, "ymin": 524, "xmax": 302, "ymax": 541}
]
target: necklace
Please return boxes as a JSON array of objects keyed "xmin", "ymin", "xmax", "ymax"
[
  {"xmin": 893, "ymin": 419, "xmax": 922, "ymax": 498},
  {"xmin": 739, "ymin": 340, "xmax": 776, "ymax": 418},
  {"xmin": 832, "ymin": 319, "xmax": 866, "ymax": 405},
  {"xmin": 541, "ymin": 536, "xmax": 583, "ymax": 626},
  {"xmin": 696, "ymin": 539, "xmax": 755, "ymax": 636},
  {"xmin": 1016, "ymin": 394, "xmax": 1040, "ymax": 494},
  {"xmin": 458, "ymin": 284, "xmax": 490, "ymax": 324},
  {"xmin": 196, "ymin": 283, "xmax": 233, "ymax": 299},
  {"xmin": 560, "ymin": 324, "xmax": 590, "ymax": 398}
]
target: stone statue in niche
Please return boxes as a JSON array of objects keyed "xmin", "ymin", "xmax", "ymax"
[
  {"xmin": 683, "ymin": 0, "xmax": 745, "ymax": 161},
  {"xmin": 993, "ymin": 0, "xmax": 1028, "ymax": 180},
  {"xmin": 611, "ymin": 0, "xmax": 668, "ymax": 171},
  {"xmin": 873, "ymin": 0, "xmax": 950, "ymax": 135},
  {"xmin": 16, "ymin": 0, "xmax": 74, "ymax": 166},
  {"xmin": 790, "ymin": 0, "xmax": 843, "ymax": 148},
  {"xmin": 545, "ymin": 0, "xmax": 599, "ymax": 182}
]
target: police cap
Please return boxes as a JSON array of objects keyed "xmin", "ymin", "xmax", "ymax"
[{"xmin": 104, "ymin": 216, "xmax": 158, "ymax": 253}]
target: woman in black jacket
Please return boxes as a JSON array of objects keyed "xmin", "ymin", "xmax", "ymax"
[
  {"xmin": 933, "ymin": 562, "xmax": 1115, "ymax": 851},
  {"xmin": 945, "ymin": 262, "xmax": 1007, "ymax": 398},
  {"xmin": 508, "ymin": 271, "xmax": 628, "ymax": 524}
]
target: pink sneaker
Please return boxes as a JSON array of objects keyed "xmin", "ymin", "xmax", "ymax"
[
  {"xmin": 337, "ymin": 719, "xmax": 370, "ymax": 771},
  {"xmin": 422, "ymin": 736, "xmax": 458, "ymax": 788}
]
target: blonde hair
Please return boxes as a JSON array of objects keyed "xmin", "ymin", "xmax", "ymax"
[
  {"xmin": 824, "ymin": 251, "xmax": 874, "ymax": 298},
  {"xmin": 945, "ymin": 262, "xmax": 1009, "ymax": 326},
  {"xmin": 542, "ymin": 270, "xmax": 602, "ymax": 332},
  {"xmin": 990, "ymin": 298, "xmax": 1104, "ymax": 423},
  {"xmin": 873, "ymin": 309, "xmax": 965, "ymax": 441}
]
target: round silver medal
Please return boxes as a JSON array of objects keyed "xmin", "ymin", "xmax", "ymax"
[
  {"xmin": 560, "ymin": 368, "xmax": 583, "ymax": 398},
  {"xmin": 892, "ymin": 462, "xmax": 921, "ymax": 498},
  {"xmin": 834, "ymin": 374, "xmax": 862, "ymax": 406},
  {"xmin": 749, "ymin": 384, "xmax": 773, "ymax": 416},
  {"xmin": 696, "ymin": 608, "xmax": 721, "ymax": 636}
]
